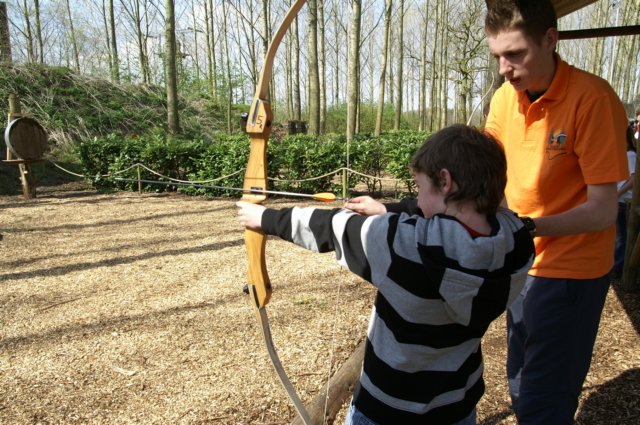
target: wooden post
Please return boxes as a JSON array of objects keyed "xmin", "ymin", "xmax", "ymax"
[
  {"xmin": 342, "ymin": 169, "xmax": 347, "ymax": 200},
  {"xmin": 137, "ymin": 165, "xmax": 142, "ymax": 193},
  {"xmin": 7, "ymin": 94, "xmax": 37, "ymax": 199},
  {"xmin": 6, "ymin": 93, "xmax": 18, "ymax": 160},
  {"xmin": 290, "ymin": 340, "xmax": 365, "ymax": 425},
  {"xmin": 622, "ymin": 151, "xmax": 640, "ymax": 292}
]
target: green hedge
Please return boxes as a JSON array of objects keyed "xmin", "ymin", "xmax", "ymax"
[{"xmin": 76, "ymin": 130, "xmax": 429, "ymax": 198}]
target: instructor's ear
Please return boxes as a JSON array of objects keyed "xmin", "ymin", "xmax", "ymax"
[{"xmin": 543, "ymin": 27, "xmax": 559, "ymax": 52}]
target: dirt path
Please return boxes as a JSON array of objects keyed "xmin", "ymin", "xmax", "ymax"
[{"xmin": 1, "ymin": 189, "xmax": 638, "ymax": 424}]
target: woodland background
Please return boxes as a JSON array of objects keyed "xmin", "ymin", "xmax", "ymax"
[{"xmin": 0, "ymin": 0, "xmax": 638, "ymax": 159}]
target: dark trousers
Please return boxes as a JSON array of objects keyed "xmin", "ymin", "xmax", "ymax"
[{"xmin": 506, "ymin": 275, "xmax": 610, "ymax": 425}]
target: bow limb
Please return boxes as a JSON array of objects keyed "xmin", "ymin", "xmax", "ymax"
[{"xmin": 243, "ymin": 1, "xmax": 312, "ymax": 424}]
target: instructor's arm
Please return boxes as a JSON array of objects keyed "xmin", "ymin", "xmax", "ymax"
[{"xmin": 534, "ymin": 183, "xmax": 618, "ymax": 237}]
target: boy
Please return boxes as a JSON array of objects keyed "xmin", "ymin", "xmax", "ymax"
[{"xmin": 237, "ymin": 125, "xmax": 534, "ymax": 424}]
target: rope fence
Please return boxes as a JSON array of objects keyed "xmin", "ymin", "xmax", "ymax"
[{"xmin": 46, "ymin": 160, "xmax": 412, "ymax": 197}]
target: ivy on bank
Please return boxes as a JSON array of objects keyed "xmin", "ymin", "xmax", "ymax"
[{"xmin": 76, "ymin": 130, "xmax": 429, "ymax": 198}]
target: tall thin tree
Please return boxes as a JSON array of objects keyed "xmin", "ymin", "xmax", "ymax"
[
  {"xmin": 165, "ymin": 0, "xmax": 180, "ymax": 134},
  {"xmin": 207, "ymin": 0, "xmax": 217, "ymax": 98},
  {"xmin": 394, "ymin": 0, "xmax": 405, "ymax": 130},
  {"xmin": 308, "ymin": 0, "xmax": 320, "ymax": 134},
  {"xmin": 374, "ymin": 0, "xmax": 393, "ymax": 137},
  {"xmin": 222, "ymin": 0, "xmax": 233, "ymax": 132},
  {"xmin": 318, "ymin": 0, "xmax": 327, "ymax": 133},
  {"xmin": 34, "ymin": 0, "xmax": 43, "ymax": 63},
  {"xmin": 109, "ymin": 0, "xmax": 120, "ymax": 82},
  {"xmin": 293, "ymin": 12, "xmax": 301, "ymax": 120},
  {"xmin": 20, "ymin": 0, "xmax": 34, "ymax": 62},
  {"xmin": 347, "ymin": 0, "xmax": 362, "ymax": 141},
  {"xmin": 65, "ymin": 0, "xmax": 80, "ymax": 72},
  {"xmin": 0, "ymin": 1, "xmax": 11, "ymax": 63},
  {"xmin": 418, "ymin": 1, "xmax": 429, "ymax": 131}
]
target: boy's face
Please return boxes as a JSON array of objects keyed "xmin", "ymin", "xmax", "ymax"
[
  {"xmin": 415, "ymin": 172, "xmax": 446, "ymax": 219},
  {"xmin": 487, "ymin": 28, "xmax": 558, "ymax": 95}
]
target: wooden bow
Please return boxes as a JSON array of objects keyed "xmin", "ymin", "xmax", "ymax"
[{"xmin": 242, "ymin": 1, "xmax": 311, "ymax": 424}]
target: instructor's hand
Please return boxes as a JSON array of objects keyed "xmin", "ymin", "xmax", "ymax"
[
  {"xmin": 236, "ymin": 201, "xmax": 266, "ymax": 231},
  {"xmin": 343, "ymin": 196, "xmax": 387, "ymax": 216}
]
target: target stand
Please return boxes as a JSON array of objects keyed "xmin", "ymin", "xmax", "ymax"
[{"xmin": 3, "ymin": 95, "xmax": 48, "ymax": 198}]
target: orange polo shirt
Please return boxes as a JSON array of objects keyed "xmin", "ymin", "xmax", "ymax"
[{"xmin": 485, "ymin": 55, "xmax": 628, "ymax": 279}]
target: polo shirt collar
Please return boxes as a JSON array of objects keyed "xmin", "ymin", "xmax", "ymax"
[{"xmin": 517, "ymin": 53, "xmax": 569, "ymax": 105}]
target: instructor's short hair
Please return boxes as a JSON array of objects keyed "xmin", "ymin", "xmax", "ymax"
[
  {"xmin": 485, "ymin": 0, "xmax": 557, "ymax": 43},
  {"xmin": 410, "ymin": 125, "xmax": 507, "ymax": 215}
]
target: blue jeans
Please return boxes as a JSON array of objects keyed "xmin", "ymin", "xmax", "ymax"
[
  {"xmin": 344, "ymin": 402, "xmax": 477, "ymax": 425},
  {"xmin": 614, "ymin": 201, "xmax": 628, "ymax": 274},
  {"xmin": 507, "ymin": 275, "xmax": 610, "ymax": 425}
]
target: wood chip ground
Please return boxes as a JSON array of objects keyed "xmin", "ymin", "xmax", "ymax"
[{"xmin": 1, "ymin": 188, "xmax": 638, "ymax": 424}]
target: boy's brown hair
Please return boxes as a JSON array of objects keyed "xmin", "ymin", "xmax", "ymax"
[
  {"xmin": 485, "ymin": 0, "xmax": 557, "ymax": 43},
  {"xmin": 410, "ymin": 124, "xmax": 506, "ymax": 215}
]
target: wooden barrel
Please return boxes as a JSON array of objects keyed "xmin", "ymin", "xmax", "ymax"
[{"xmin": 4, "ymin": 117, "xmax": 48, "ymax": 160}]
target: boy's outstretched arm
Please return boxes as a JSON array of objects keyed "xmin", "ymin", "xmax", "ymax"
[
  {"xmin": 237, "ymin": 201, "xmax": 341, "ymax": 253},
  {"xmin": 237, "ymin": 202, "xmax": 373, "ymax": 282}
]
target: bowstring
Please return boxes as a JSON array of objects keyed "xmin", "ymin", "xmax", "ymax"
[{"xmin": 322, "ymin": 267, "xmax": 344, "ymax": 425}]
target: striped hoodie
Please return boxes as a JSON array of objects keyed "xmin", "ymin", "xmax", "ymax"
[{"xmin": 261, "ymin": 206, "xmax": 534, "ymax": 424}]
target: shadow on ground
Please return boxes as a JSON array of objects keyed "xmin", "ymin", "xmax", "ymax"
[{"xmin": 575, "ymin": 368, "xmax": 640, "ymax": 425}]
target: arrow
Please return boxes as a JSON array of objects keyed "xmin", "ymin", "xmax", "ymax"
[{"xmin": 114, "ymin": 177, "xmax": 349, "ymax": 203}]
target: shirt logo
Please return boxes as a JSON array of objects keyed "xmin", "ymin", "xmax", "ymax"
[{"xmin": 546, "ymin": 130, "xmax": 567, "ymax": 159}]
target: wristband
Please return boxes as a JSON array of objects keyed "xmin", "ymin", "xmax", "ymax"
[{"xmin": 520, "ymin": 216, "xmax": 537, "ymax": 237}]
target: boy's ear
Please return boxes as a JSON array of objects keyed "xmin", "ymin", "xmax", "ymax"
[{"xmin": 439, "ymin": 169, "xmax": 454, "ymax": 193}]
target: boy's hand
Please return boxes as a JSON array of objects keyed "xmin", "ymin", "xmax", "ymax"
[
  {"xmin": 237, "ymin": 201, "xmax": 266, "ymax": 230},
  {"xmin": 343, "ymin": 196, "xmax": 387, "ymax": 216}
]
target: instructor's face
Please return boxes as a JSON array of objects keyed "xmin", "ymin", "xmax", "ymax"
[{"xmin": 487, "ymin": 28, "xmax": 557, "ymax": 96}]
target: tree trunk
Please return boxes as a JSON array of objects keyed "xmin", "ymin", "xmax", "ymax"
[
  {"xmin": 620, "ymin": 35, "xmax": 637, "ymax": 103},
  {"xmin": 109, "ymin": 0, "xmax": 120, "ymax": 82},
  {"xmin": 262, "ymin": 0, "xmax": 273, "ymax": 103},
  {"xmin": 394, "ymin": 0, "xmax": 404, "ymax": 130},
  {"xmin": 308, "ymin": 0, "xmax": 320, "ymax": 134},
  {"xmin": 332, "ymin": 3, "xmax": 340, "ymax": 106},
  {"xmin": 34, "ymin": 0, "xmax": 43, "ymax": 63},
  {"xmin": 590, "ymin": 3, "xmax": 606, "ymax": 75},
  {"xmin": 164, "ymin": 0, "xmax": 180, "ymax": 134},
  {"xmin": 418, "ymin": 1, "xmax": 428, "ymax": 131},
  {"xmin": 428, "ymin": 0, "xmax": 440, "ymax": 130},
  {"xmin": 0, "ymin": 2, "xmax": 12, "ymax": 63},
  {"xmin": 374, "ymin": 0, "xmax": 393, "ymax": 137},
  {"xmin": 21, "ymin": 0, "xmax": 34, "ymax": 63},
  {"xmin": 261, "ymin": 0, "xmax": 270, "ymax": 58},
  {"xmin": 208, "ymin": 0, "xmax": 218, "ymax": 98},
  {"xmin": 204, "ymin": 0, "xmax": 214, "ymax": 96},
  {"xmin": 65, "ymin": 0, "xmax": 80, "ymax": 72},
  {"xmin": 347, "ymin": 0, "xmax": 361, "ymax": 142},
  {"xmin": 293, "ymin": 15, "xmax": 301, "ymax": 120},
  {"xmin": 368, "ymin": 28, "xmax": 375, "ymax": 123},
  {"xmin": 191, "ymin": 0, "xmax": 200, "ymax": 82},
  {"xmin": 222, "ymin": 0, "xmax": 233, "ymax": 133},
  {"xmin": 438, "ymin": 0, "xmax": 449, "ymax": 129},
  {"xmin": 286, "ymin": 31, "xmax": 293, "ymax": 119},
  {"xmin": 318, "ymin": 0, "xmax": 327, "ymax": 134},
  {"xmin": 101, "ymin": 1, "xmax": 113, "ymax": 77},
  {"xmin": 123, "ymin": 0, "xmax": 151, "ymax": 84}
]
